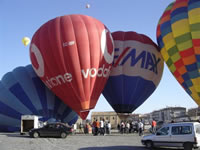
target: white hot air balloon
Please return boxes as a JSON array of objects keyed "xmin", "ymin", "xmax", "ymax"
[{"xmin": 86, "ymin": 4, "xmax": 90, "ymax": 8}]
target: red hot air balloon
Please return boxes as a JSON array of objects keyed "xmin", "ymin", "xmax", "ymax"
[{"xmin": 30, "ymin": 14, "xmax": 114, "ymax": 119}]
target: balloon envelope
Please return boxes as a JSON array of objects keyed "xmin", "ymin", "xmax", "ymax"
[
  {"xmin": 103, "ymin": 31, "xmax": 164, "ymax": 113},
  {"xmin": 86, "ymin": 4, "xmax": 90, "ymax": 8},
  {"xmin": 0, "ymin": 65, "xmax": 78, "ymax": 132},
  {"xmin": 30, "ymin": 14, "xmax": 114, "ymax": 119},
  {"xmin": 22, "ymin": 37, "xmax": 30, "ymax": 46},
  {"xmin": 156, "ymin": 0, "xmax": 200, "ymax": 105}
]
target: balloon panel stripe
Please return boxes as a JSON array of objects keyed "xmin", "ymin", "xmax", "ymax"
[
  {"xmin": 60, "ymin": 108, "xmax": 72, "ymax": 121},
  {"xmin": 0, "ymin": 114, "xmax": 20, "ymax": 127},
  {"xmin": 160, "ymin": 21, "xmax": 172, "ymax": 37},
  {"xmin": 67, "ymin": 116, "xmax": 78, "ymax": 126},
  {"xmin": 175, "ymin": 32, "xmax": 192, "ymax": 45},
  {"xmin": 9, "ymin": 83, "xmax": 38, "ymax": 115},
  {"xmin": 0, "ymin": 83, "xmax": 32, "ymax": 114},
  {"xmin": 171, "ymin": 7, "xmax": 188, "ymax": 21},
  {"xmin": 63, "ymin": 111, "xmax": 77, "ymax": 123},
  {"xmin": 32, "ymin": 77, "xmax": 48, "ymax": 116},
  {"xmin": 13, "ymin": 67, "xmax": 44, "ymax": 112},
  {"xmin": 0, "ymin": 101, "xmax": 22, "ymax": 120},
  {"xmin": 171, "ymin": 13, "xmax": 188, "ymax": 24},
  {"xmin": 45, "ymin": 88, "xmax": 55, "ymax": 110},
  {"xmin": 57, "ymin": 101, "xmax": 68, "ymax": 115},
  {"xmin": 53, "ymin": 96, "xmax": 62, "ymax": 115},
  {"xmin": 0, "ymin": 125, "xmax": 20, "ymax": 132},
  {"xmin": 188, "ymin": 1, "xmax": 200, "ymax": 10}
]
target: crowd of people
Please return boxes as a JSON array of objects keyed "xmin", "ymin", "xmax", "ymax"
[
  {"xmin": 117, "ymin": 119, "xmax": 157, "ymax": 136},
  {"xmin": 92, "ymin": 118, "xmax": 111, "ymax": 136},
  {"xmin": 73, "ymin": 119, "xmax": 158, "ymax": 136},
  {"xmin": 117, "ymin": 120, "xmax": 144, "ymax": 136}
]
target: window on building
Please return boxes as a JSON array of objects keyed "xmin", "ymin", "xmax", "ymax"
[{"xmin": 113, "ymin": 117, "xmax": 115, "ymax": 120}]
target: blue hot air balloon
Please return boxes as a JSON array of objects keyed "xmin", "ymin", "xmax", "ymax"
[
  {"xmin": 103, "ymin": 31, "xmax": 164, "ymax": 113},
  {"xmin": 0, "ymin": 65, "xmax": 78, "ymax": 132}
]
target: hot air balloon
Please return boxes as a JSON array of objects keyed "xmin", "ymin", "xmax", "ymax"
[
  {"xmin": 103, "ymin": 31, "xmax": 164, "ymax": 113},
  {"xmin": 0, "ymin": 65, "xmax": 78, "ymax": 132},
  {"xmin": 22, "ymin": 37, "xmax": 30, "ymax": 46},
  {"xmin": 30, "ymin": 14, "xmax": 114, "ymax": 119},
  {"xmin": 156, "ymin": 0, "xmax": 200, "ymax": 105},
  {"xmin": 86, "ymin": 4, "xmax": 90, "ymax": 8}
]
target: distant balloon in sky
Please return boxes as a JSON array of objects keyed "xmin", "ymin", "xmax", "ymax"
[
  {"xmin": 157, "ymin": 0, "xmax": 200, "ymax": 106},
  {"xmin": 22, "ymin": 37, "xmax": 30, "ymax": 46},
  {"xmin": 86, "ymin": 4, "xmax": 90, "ymax": 8},
  {"xmin": 0, "ymin": 65, "xmax": 78, "ymax": 132},
  {"xmin": 103, "ymin": 31, "xmax": 164, "ymax": 113},
  {"xmin": 30, "ymin": 14, "xmax": 114, "ymax": 120}
]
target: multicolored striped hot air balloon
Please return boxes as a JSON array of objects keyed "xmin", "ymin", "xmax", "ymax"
[
  {"xmin": 156, "ymin": 0, "xmax": 200, "ymax": 105},
  {"xmin": 0, "ymin": 65, "xmax": 78, "ymax": 132}
]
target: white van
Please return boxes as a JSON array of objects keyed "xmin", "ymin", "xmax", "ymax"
[{"xmin": 141, "ymin": 122, "xmax": 200, "ymax": 150}]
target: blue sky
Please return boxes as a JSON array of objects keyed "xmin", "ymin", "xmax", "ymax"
[{"xmin": 0, "ymin": 0, "xmax": 198, "ymax": 118}]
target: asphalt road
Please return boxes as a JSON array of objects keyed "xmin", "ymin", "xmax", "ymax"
[{"xmin": 0, "ymin": 132, "xmax": 185, "ymax": 150}]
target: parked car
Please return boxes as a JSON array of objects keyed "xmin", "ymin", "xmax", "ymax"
[
  {"xmin": 29, "ymin": 122, "xmax": 72, "ymax": 138},
  {"xmin": 141, "ymin": 122, "xmax": 200, "ymax": 150}
]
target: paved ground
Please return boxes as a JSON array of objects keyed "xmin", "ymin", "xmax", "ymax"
[{"xmin": 0, "ymin": 132, "xmax": 185, "ymax": 150}]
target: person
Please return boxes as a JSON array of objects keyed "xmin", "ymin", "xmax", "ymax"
[
  {"xmin": 107, "ymin": 121, "xmax": 111, "ymax": 135},
  {"xmin": 117, "ymin": 123, "xmax": 120, "ymax": 132},
  {"xmin": 125, "ymin": 122, "xmax": 130, "ymax": 134},
  {"xmin": 84, "ymin": 123, "xmax": 89, "ymax": 134},
  {"xmin": 151, "ymin": 119, "xmax": 157, "ymax": 133},
  {"xmin": 92, "ymin": 120, "xmax": 97, "ymax": 135},
  {"xmin": 120, "ymin": 121, "xmax": 125, "ymax": 134},
  {"xmin": 100, "ymin": 118, "xmax": 105, "ymax": 135},
  {"xmin": 138, "ymin": 120, "xmax": 144, "ymax": 136},
  {"xmin": 96, "ymin": 119, "xmax": 100, "ymax": 135},
  {"xmin": 79, "ymin": 123, "xmax": 84, "ymax": 133},
  {"xmin": 73, "ymin": 124, "xmax": 77, "ymax": 134}
]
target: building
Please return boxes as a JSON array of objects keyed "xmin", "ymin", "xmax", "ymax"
[
  {"xmin": 131, "ymin": 114, "xmax": 141, "ymax": 122},
  {"xmin": 91, "ymin": 111, "xmax": 132, "ymax": 128},
  {"xmin": 188, "ymin": 107, "xmax": 200, "ymax": 121},
  {"xmin": 151, "ymin": 110, "xmax": 160, "ymax": 121},
  {"xmin": 75, "ymin": 106, "xmax": 188, "ymax": 132},
  {"xmin": 139, "ymin": 113, "xmax": 151, "ymax": 124},
  {"xmin": 151, "ymin": 107, "xmax": 186, "ymax": 122}
]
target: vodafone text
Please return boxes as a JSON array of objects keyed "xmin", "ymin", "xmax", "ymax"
[
  {"xmin": 114, "ymin": 48, "xmax": 161, "ymax": 74},
  {"xmin": 44, "ymin": 64, "xmax": 111, "ymax": 89},
  {"xmin": 81, "ymin": 64, "xmax": 111, "ymax": 78}
]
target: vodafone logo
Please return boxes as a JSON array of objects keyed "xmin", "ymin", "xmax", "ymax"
[
  {"xmin": 30, "ymin": 43, "xmax": 45, "ymax": 77},
  {"xmin": 81, "ymin": 65, "xmax": 111, "ymax": 79},
  {"xmin": 101, "ymin": 29, "xmax": 114, "ymax": 64}
]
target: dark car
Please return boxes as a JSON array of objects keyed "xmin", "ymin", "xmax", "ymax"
[{"xmin": 29, "ymin": 122, "xmax": 72, "ymax": 138}]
